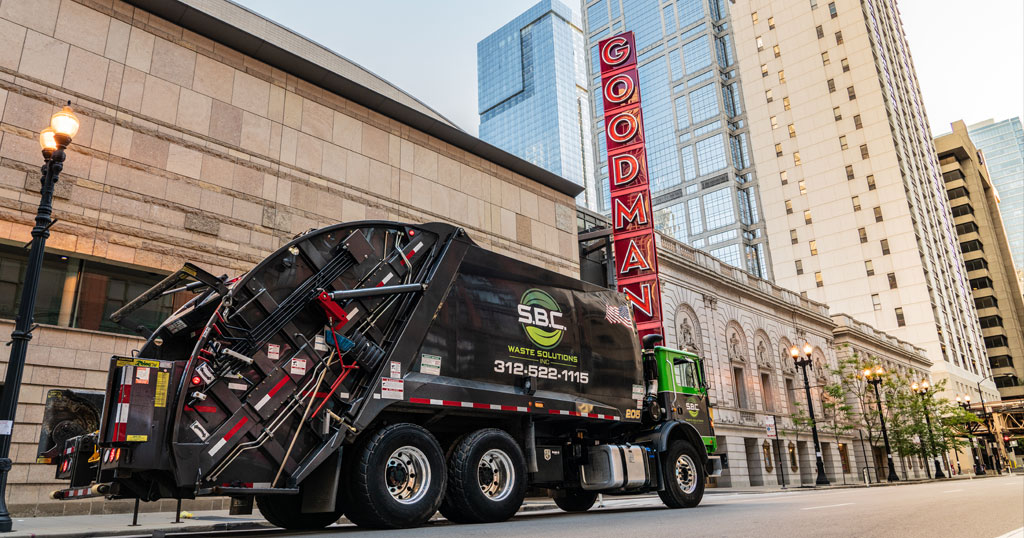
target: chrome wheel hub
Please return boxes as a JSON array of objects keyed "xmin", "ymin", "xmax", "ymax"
[
  {"xmin": 478, "ymin": 449, "xmax": 515, "ymax": 501},
  {"xmin": 675, "ymin": 453, "xmax": 697, "ymax": 494},
  {"xmin": 385, "ymin": 446, "xmax": 430, "ymax": 504}
]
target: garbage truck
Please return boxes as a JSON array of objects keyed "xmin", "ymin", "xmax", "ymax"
[{"xmin": 47, "ymin": 221, "xmax": 722, "ymax": 530}]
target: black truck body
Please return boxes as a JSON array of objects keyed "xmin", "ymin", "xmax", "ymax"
[{"xmin": 49, "ymin": 221, "xmax": 720, "ymax": 529}]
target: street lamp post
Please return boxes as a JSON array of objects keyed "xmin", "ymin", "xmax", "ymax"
[
  {"xmin": 0, "ymin": 104, "xmax": 78, "ymax": 533},
  {"xmin": 956, "ymin": 395, "xmax": 985, "ymax": 475},
  {"xmin": 911, "ymin": 381, "xmax": 945, "ymax": 479},
  {"xmin": 789, "ymin": 343, "xmax": 829, "ymax": 486},
  {"xmin": 864, "ymin": 366, "xmax": 900, "ymax": 482}
]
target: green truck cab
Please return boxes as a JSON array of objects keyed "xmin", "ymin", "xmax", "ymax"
[{"xmin": 652, "ymin": 346, "xmax": 718, "ymax": 458}]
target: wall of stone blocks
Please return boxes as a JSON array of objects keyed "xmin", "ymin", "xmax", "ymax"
[
  {"xmin": 0, "ymin": 0, "xmax": 580, "ymax": 279},
  {"xmin": 0, "ymin": 0, "xmax": 582, "ymax": 514}
]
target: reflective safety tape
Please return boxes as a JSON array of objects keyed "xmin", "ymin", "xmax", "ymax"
[
  {"xmin": 377, "ymin": 273, "xmax": 394, "ymax": 287},
  {"xmin": 208, "ymin": 416, "xmax": 249, "ymax": 457},
  {"xmin": 408, "ymin": 398, "xmax": 528, "ymax": 413},
  {"xmin": 112, "ymin": 366, "xmax": 134, "ymax": 442},
  {"xmin": 253, "ymin": 377, "xmax": 289, "ymax": 411},
  {"xmin": 547, "ymin": 409, "xmax": 621, "ymax": 421}
]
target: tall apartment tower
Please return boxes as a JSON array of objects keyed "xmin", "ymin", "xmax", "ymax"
[
  {"xmin": 583, "ymin": 0, "xmax": 772, "ymax": 278},
  {"xmin": 731, "ymin": 0, "xmax": 997, "ymax": 401},
  {"xmin": 968, "ymin": 118, "xmax": 1024, "ymax": 276},
  {"xmin": 478, "ymin": 0, "xmax": 597, "ymax": 208},
  {"xmin": 936, "ymin": 121, "xmax": 1024, "ymax": 400}
]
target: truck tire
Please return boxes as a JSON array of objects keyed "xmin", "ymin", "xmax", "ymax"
[
  {"xmin": 345, "ymin": 423, "xmax": 446, "ymax": 529},
  {"xmin": 438, "ymin": 428, "xmax": 527, "ymax": 523},
  {"xmin": 552, "ymin": 489, "xmax": 598, "ymax": 512},
  {"xmin": 658, "ymin": 440, "xmax": 705, "ymax": 508},
  {"xmin": 255, "ymin": 489, "xmax": 343, "ymax": 530}
]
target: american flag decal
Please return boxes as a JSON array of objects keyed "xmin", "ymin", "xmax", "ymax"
[{"xmin": 606, "ymin": 304, "xmax": 633, "ymax": 326}]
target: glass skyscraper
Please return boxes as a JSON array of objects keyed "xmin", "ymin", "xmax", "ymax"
[
  {"xmin": 583, "ymin": 0, "xmax": 770, "ymax": 278},
  {"xmin": 968, "ymin": 118, "xmax": 1024, "ymax": 272},
  {"xmin": 478, "ymin": 0, "xmax": 596, "ymax": 208}
]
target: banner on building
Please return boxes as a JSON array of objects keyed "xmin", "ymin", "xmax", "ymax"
[{"xmin": 598, "ymin": 32, "xmax": 663, "ymax": 339}]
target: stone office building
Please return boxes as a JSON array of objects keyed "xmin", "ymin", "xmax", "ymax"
[{"xmin": 0, "ymin": 0, "xmax": 581, "ymax": 514}]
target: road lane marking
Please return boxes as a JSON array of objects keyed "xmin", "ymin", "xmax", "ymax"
[
  {"xmin": 943, "ymin": 489, "xmax": 963, "ymax": 493},
  {"xmin": 993, "ymin": 527, "xmax": 1023, "ymax": 538},
  {"xmin": 801, "ymin": 502, "xmax": 853, "ymax": 510}
]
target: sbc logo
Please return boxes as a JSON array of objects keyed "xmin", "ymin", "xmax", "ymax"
[
  {"xmin": 685, "ymin": 397, "xmax": 701, "ymax": 418},
  {"xmin": 517, "ymin": 289, "xmax": 566, "ymax": 349}
]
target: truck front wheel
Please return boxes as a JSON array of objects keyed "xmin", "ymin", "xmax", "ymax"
[
  {"xmin": 658, "ymin": 440, "xmax": 705, "ymax": 508},
  {"xmin": 439, "ymin": 428, "xmax": 527, "ymax": 523},
  {"xmin": 346, "ymin": 423, "xmax": 446, "ymax": 529}
]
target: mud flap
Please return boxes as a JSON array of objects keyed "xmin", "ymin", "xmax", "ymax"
[
  {"xmin": 300, "ymin": 449, "xmax": 342, "ymax": 513},
  {"xmin": 706, "ymin": 455, "xmax": 724, "ymax": 477}
]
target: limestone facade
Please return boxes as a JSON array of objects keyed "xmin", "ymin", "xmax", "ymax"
[{"xmin": 0, "ymin": 0, "xmax": 580, "ymax": 515}]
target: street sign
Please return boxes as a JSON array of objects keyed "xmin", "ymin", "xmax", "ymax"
[{"xmin": 766, "ymin": 416, "xmax": 777, "ymax": 439}]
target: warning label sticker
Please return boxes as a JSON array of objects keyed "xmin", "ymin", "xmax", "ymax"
[
  {"xmin": 632, "ymin": 384, "xmax": 644, "ymax": 400},
  {"xmin": 390, "ymin": 361, "xmax": 401, "ymax": 378},
  {"xmin": 290, "ymin": 358, "xmax": 307, "ymax": 376},
  {"xmin": 155, "ymin": 371, "xmax": 169, "ymax": 408},
  {"xmin": 267, "ymin": 344, "xmax": 280, "ymax": 361},
  {"xmin": 381, "ymin": 378, "xmax": 404, "ymax": 400},
  {"xmin": 135, "ymin": 367, "xmax": 150, "ymax": 384},
  {"xmin": 314, "ymin": 333, "xmax": 328, "ymax": 352},
  {"xmin": 420, "ymin": 354, "xmax": 441, "ymax": 376}
]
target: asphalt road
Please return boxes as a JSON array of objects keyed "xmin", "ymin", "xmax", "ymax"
[{"xmin": 285, "ymin": 475, "xmax": 1023, "ymax": 538}]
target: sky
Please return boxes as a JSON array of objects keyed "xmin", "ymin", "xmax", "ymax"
[{"xmin": 235, "ymin": 0, "xmax": 1024, "ymax": 137}]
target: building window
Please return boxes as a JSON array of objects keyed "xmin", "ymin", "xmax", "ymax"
[
  {"xmin": 762, "ymin": 64, "xmax": 769, "ymax": 77},
  {"xmin": 848, "ymin": 86, "xmax": 857, "ymax": 100},
  {"xmin": 865, "ymin": 260, "xmax": 874, "ymax": 276},
  {"xmin": 794, "ymin": 151, "xmax": 801, "ymax": 165},
  {"xmin": 841, "ymin": 58, "xmax": 850, "ymax": 72},
  {"xmin": 761, "ymin": 373, "xmax": 777, "ymax": 412},
  {"xmin": 839, "ymin": 136, "xmax": 848, "ymax": 150},
  {"xmin": 833, "ymin": 106, "xmax": 842, "ymax": 121},
  {"xmin": 835, "ymin": 31, "xmax": 844, "ymax": 44},
  {"xmin": 791, "ymin": 229, "xmax": 799, "ymax": 244},
  {"xmin": 852, "ymin": 196, "xmax": 861, "ymax": 211},
  {"xmin": 775, "ymin": 143, "xmax": 784, "ymax": 157},
  {"xmin": 858, "ymin": 227, "xmax": 868, "ymax": 243},
  {"xmin": 757, "ymin": 36, "xmax": 765, "ymax": 51},
  {"xmin": 888, "ymin": 272, "xmax": 898, "ymax": 289},
  {"xmin": 838, "ymin": 444, "xmax": 851, "ymax": 473},
  {"xmin": 895, "ymin": 307, "xmax": 906, "ymax": 327},
  {"xmin": 873, "ymin": 206, "xmax": 883, "ymax": 222},
  {"xmin": 771, "ymin": 116, "xmax": 779, "ymax": 129},
  {"xmin": 0, "ymin": 244, "xmax": 182, "ymax": 336},
  {"xmin": 872, "ymin": 294, "xmax": 881, "ymax": 311},
  {"xmin": 778, "ymin": 70, "xmax": 786, "ymax": 83},
  {"xmin": 815, "ymin": 272, "xmax": 823, "ymax": 287},
  {"xmin": 845, "ymin": 165, "xmax": 855, "ymax": 180},
  {"xmin": 880, "ymin": 238, "xmax": 890, "ymax": 254},
  {"xmin": 799, "ymin": 180, "xmax": 807, "ymax": 194},
  {"xmin": 795, "ymin": 259, "xmax": 804, "ymax": 275},
  {"xmin": 821, "ymin": 52, "xmax": 830, "ymax": 65},
  {"xmin": 816, "ymin": 25, "xmax": 824, "ymax": 39},
  {"xmin": 979, "ymin": 315, "xmax": 1004, "ymax": 329},
  {"xmin": 809, "ymin": 240, "xmax": 818, "ymax": 255},
  {"xmin": 768, "ymin": 16, "xmax": 775, "ymax": 29},
  {"xmin": 752, "ymin": 12, "xmax": 759, "ymax": 23},
  {"xmin": 866, "ymin": 174, "xmax": 876, "ymax": 190},
  {"xmin": 854, "ymin": 114, "xmax": 863, "ymax": 129},
  {"xmin": 733, "ymin": 367, "xmax": 749, "ymax": 408},
  {"xmin": 828, "ymin": 79, "xmax": 836, "ymax": 92},
  {"xmin": 860, "ymin": 144, "xmax": 870, "ymax": 159},
  {"xmin": 786, "ymin": 200, "xmax": 793, "ymax": 214},
  {"xmin": 781, "ymin": 170, "xmax": 788, "ymax": 184},
  {"xmin": 785, "ymin": 377, "xmax": 798, "ymax": 413},
  {"xmin": 774, "ymin": 45, "xmax": 781, "ymax": 58},
  {"xmin": 804, "ymin": 210, "xmax": 812, "ymax": 224},
  {"xmin": 829, "ymin": 2, "xmax": 837, "ymax": 18},
  {"xmin": 789, "ymin": 124, "xmax": 797, "ymax": 138},
  {"xmin": 766, "ymin": 89, "xmax": 773, "ymax": 102},
  {"xmin": 783, "ymin": 97, "xmax": 791, "ymax": 110}
]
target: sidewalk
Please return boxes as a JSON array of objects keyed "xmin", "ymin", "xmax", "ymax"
[{"xmin": 7, "ymin": 474, "xmax": 1012, "ymax": 537}]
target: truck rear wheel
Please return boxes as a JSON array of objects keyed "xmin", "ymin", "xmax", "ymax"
[
  {"xmin": 438, "ymin": 428, "xmax": 526, "ymax": 523},
  {"xmin": 346, "ymin": 423, "xmax": 446, "ymax": 529},
  {"xmin": 255, "ymin": 488, "xmax": 343, "ymax": 530},
  {"xmin": 658, "ymin": 440, "xmax": 705, "ymax": 508},
  {"xmin": 552, "ymin": 489, "xmax": 598, "ymax": 512}
]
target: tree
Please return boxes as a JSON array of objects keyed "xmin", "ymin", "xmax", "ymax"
[
  {"xmin": 787, "ymin": 400, "xmax": 812, "ymax": 479},
  {"xmin": 820, "ymin": 381, "xmax": 856, "ymax": 482}
]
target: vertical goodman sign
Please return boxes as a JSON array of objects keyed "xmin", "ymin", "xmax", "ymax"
[{"xmin": 598, "ymin": 32, "xmax": 664, "ymax": 339}]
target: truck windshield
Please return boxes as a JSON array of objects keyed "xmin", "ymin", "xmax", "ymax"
[{"xmin": 673, "ymin": 360, "xmax": 700, "ymax": 390}]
